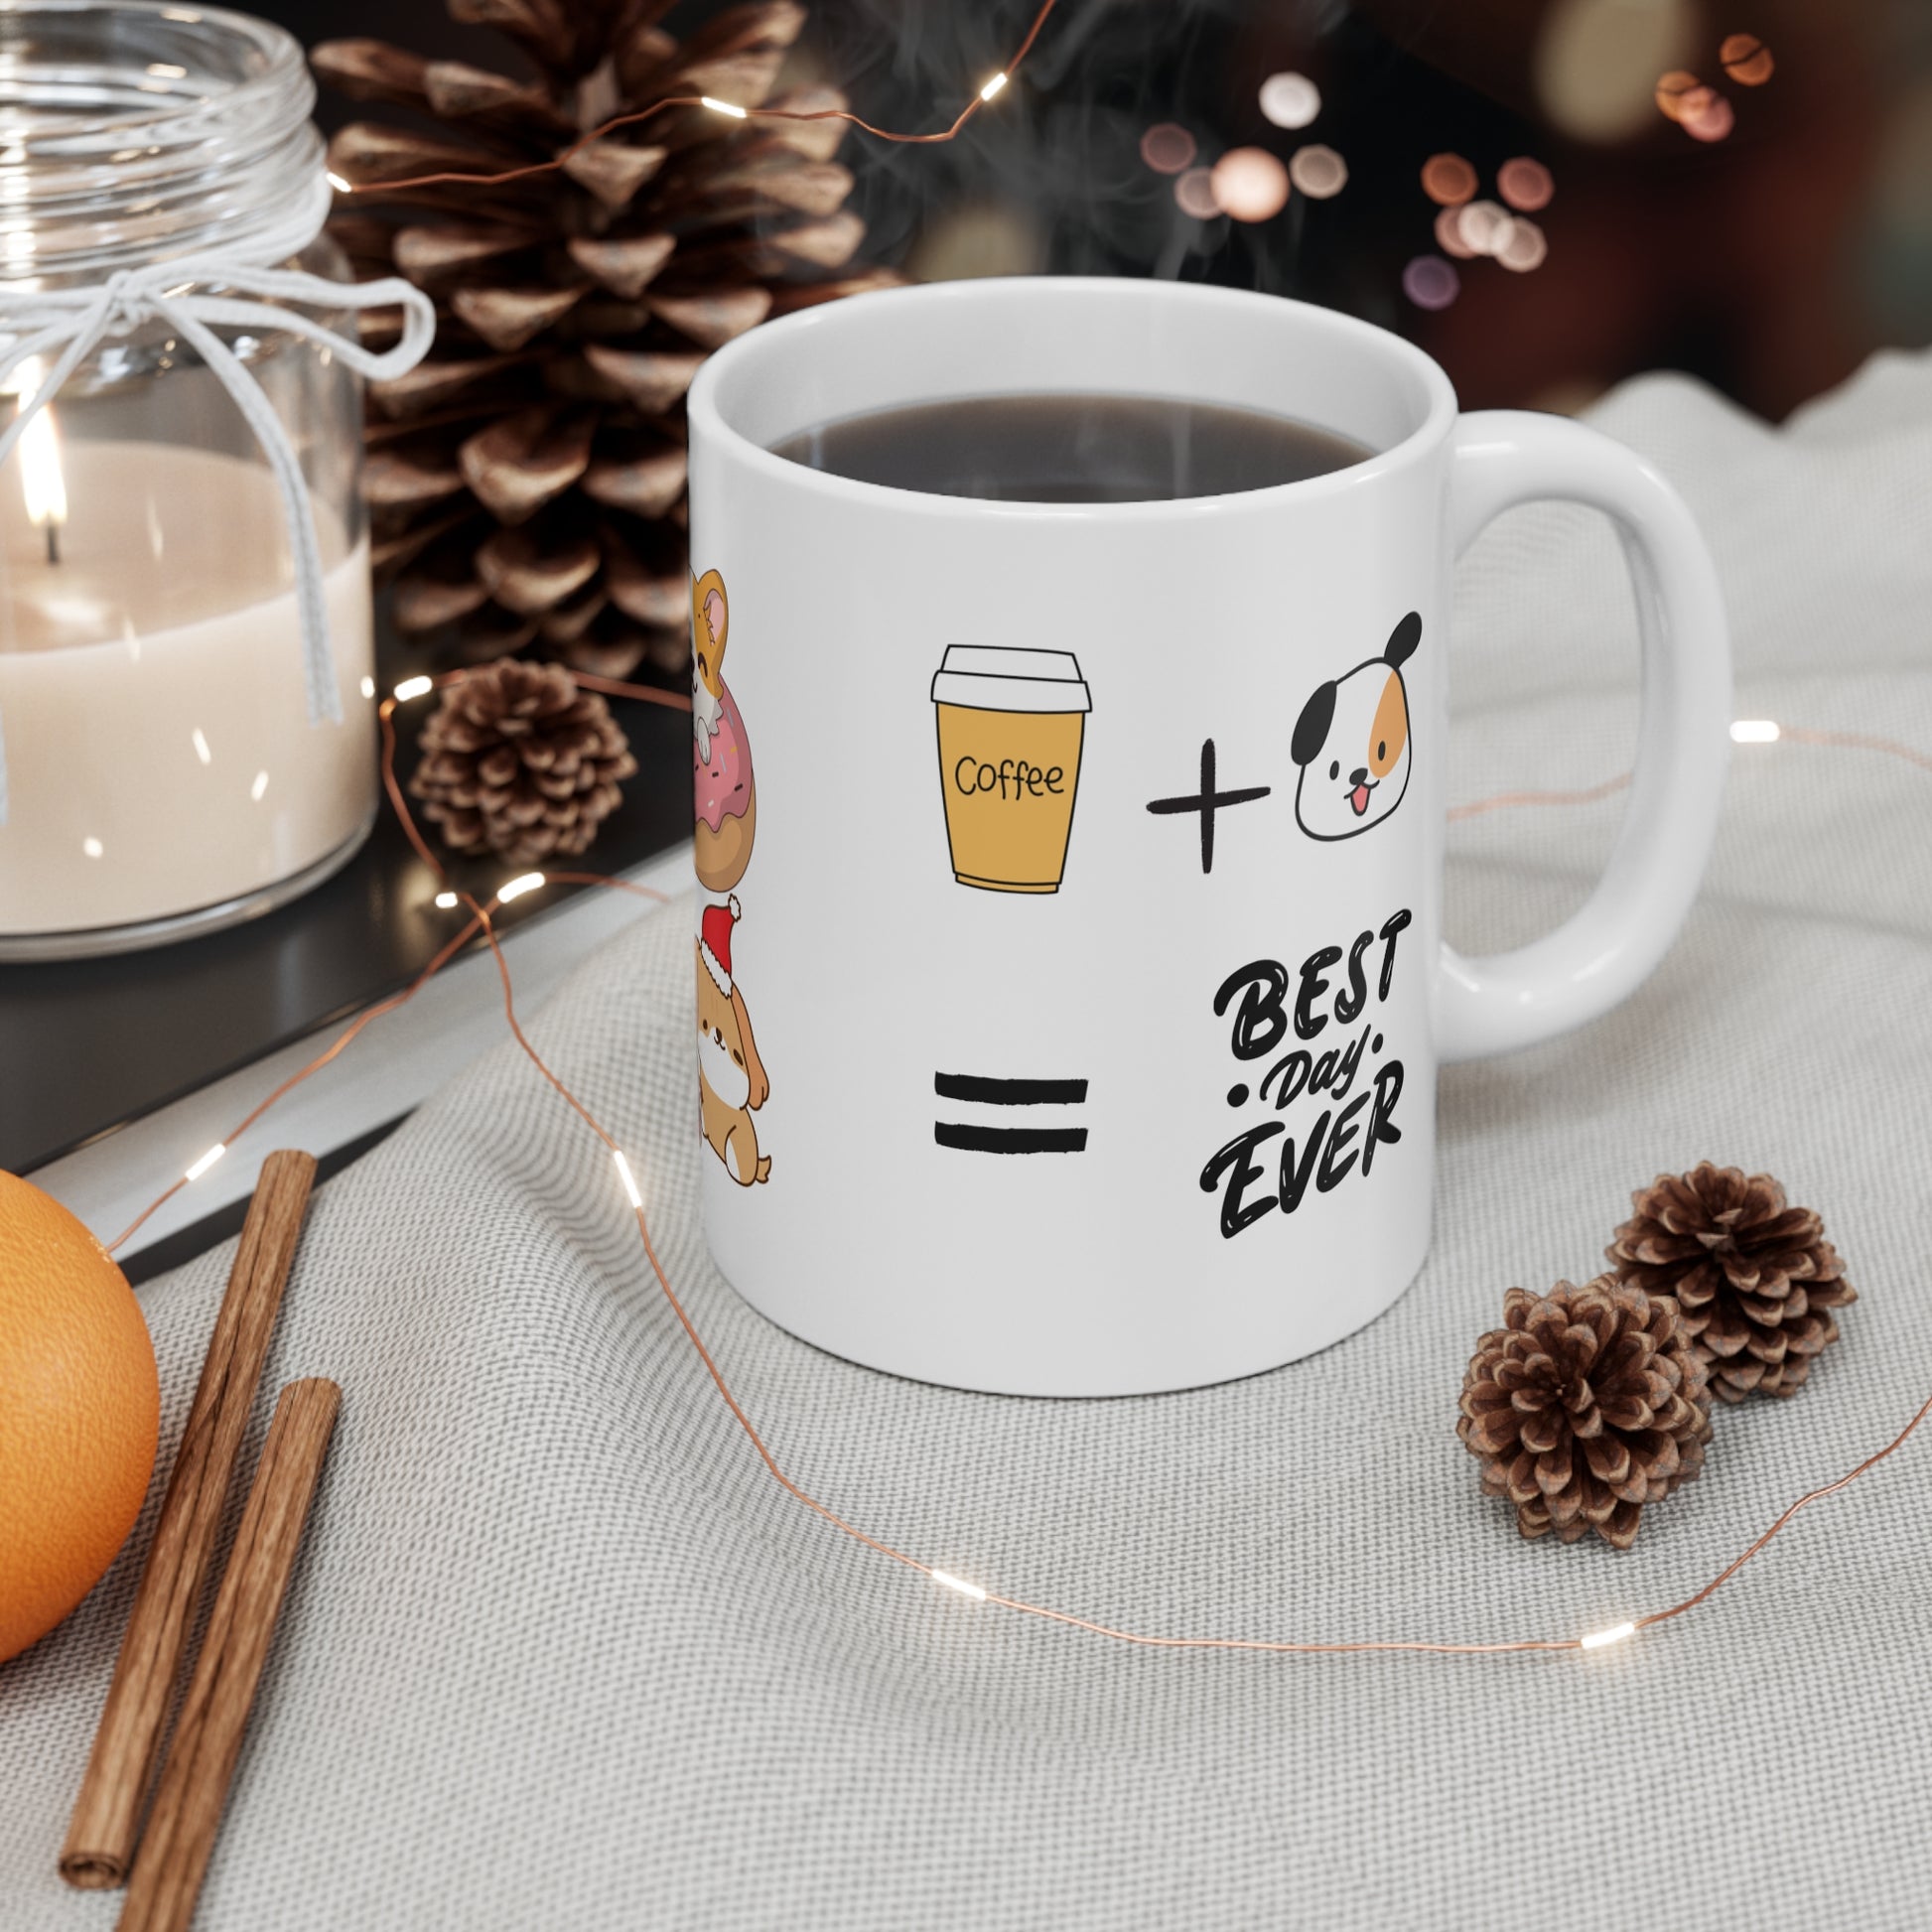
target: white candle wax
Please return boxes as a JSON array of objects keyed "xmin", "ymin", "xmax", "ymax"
[{"xmin": 0, "ymin": 440, "xmax": 375, "ymax": 937}]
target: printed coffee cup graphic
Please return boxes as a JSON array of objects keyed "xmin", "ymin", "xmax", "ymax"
[{"xmin": 931, "ymin": 645, "xmax": 1092, "ymax": 893}]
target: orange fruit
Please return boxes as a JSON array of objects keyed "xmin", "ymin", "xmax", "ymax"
[{"xmin": 0, "ymin": 1172, "xmax": 159, "ymax": 1664}]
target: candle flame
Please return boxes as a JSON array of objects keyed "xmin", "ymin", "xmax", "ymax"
[{"xmin": 11, "ymin": 358, "xmax": 68, "ymax": 549}]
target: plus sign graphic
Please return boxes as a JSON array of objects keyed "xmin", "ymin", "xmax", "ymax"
[{"xmin": 1146, "ymin": 739, "xmax": 1272, "ymax": 874}]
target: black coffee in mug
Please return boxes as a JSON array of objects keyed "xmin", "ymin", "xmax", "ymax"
[{"xmin": 768, "ymin": 392, "xmax": 1371, "ymax": 503}]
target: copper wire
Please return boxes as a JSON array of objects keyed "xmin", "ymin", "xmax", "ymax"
[
  {"xmin": 1448, "ymin": 772, "xmax": 1632, "ymax": 821},
  {"xmin": 352, "ymin": 0, "xmax": 1061, "ymax": 196},
  {"xmin": 106, "ymin": 688, "xmax": 1932, "ymax": 1659}
]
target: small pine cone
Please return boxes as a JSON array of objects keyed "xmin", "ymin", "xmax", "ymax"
[
  {"xmin": 1606, "ymin": 1164, "xmax": 1857, "ymax": 1403},
  {"xmin": 408, "ymin": 659, "xmax": 637, "ymax": 867},
  {"xmin": 1458, "ymin": 1278, "xmax": 1713, "ymax": 1550}
]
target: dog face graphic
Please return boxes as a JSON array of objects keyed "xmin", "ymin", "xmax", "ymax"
[{"xmin": 1291, "ymin": 612, "xmax": 1421, "ymax": 841}]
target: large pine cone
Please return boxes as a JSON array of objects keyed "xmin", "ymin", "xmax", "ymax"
[
  {"xmin": 1606, "ymin": 1163, "xmax": 1857, "ymax": 1403},
  {"xmin": 1458, "ymin": 1279, "xmax": 1714, "ymax": 1549},
  {"xmin": 315, "ymin": 0, "xmax": 895, "ymax": 680},
  {"xmin": 409, "ymin": 659, "xmax": 637, "ymax": 865}
]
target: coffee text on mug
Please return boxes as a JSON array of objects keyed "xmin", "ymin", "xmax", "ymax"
[{"xmin": 953, "ymin": 756, "xmax": 1067, "ymax": 799}]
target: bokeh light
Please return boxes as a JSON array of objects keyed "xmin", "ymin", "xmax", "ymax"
[
  {"xmin": 905, "ymin": 204, "xmax": 1047, "ymax": 282},
  {"xmin": 1655, "ymin": 69, "xmax": 1702, "ymax": 121},
  {"xmin": 1288, "ymin": 144, "xmax": 1348, "ymax": 199},
  {"xmin": 1496, "ymin": 218, "xmax": 1549, "ymax": 272},
  {"xmin": 1497, "ymin": 158, "xmax": 1555, "ymax": 212},
  {"xmin": 1421, "ymin": 153, "xmax": 1478, "ymax": 207},
  {"xmin": 1402, "ymin": 255, "xmax": 1460, "ymax": 311},
  {"xmin": 1721, "ymin": 33, "xmax": 1775, "ymax": 85},
  {"xmin": 1455, "ymin": 199, "xmax": 1515, "ymax": 257},
  {"xmin": 1140, "ymin": 122, "xmax": 1197, "ymax": 175},
  {"xmin": 1210, "ymin": 147, "xmax": 1291, "ymax": 221},
  {"xmin": 1434, "ymin": 205, "xmax": 1476, "ymax": 259},
  {"xmin": 1682, "ymin": 90, "xmax": 1736, "ymax": 142},
  {"xmin": 1536, "ymin": 0, "xmax": 1696, "ymax": 143},
  {"xmin": 1173, "ymin": 167, "xmax": 1220, "ymax": 218},
  {"xmin": 1259, "ymin": 71, "xmax": 1321, "ymax": 130}
]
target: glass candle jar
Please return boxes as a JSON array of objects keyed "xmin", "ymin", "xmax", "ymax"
[{"xmin": 0, "ymin": 1, "xmax": 379, "ymax": 958}]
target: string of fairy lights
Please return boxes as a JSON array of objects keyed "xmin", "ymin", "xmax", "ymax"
[
  {"xmin": 106, "ymin": 674, "xmax": 1932, "ymax": 1664},
  {"xmin": 331, "ymin": 0, "xmax": 1062, "ymax": 196},
  {"xmin": 104, "ymin": 10, "xmax": 1923, "ymax": 1664},
  {"xmin": 327, "ymin": 0, "xmax": 1780, "ymax": 325}
]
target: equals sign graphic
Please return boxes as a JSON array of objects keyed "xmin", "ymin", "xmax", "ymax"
[{"xmin": 934, "ymin": 1073, "xmax": 1089, "ymax": 1154}]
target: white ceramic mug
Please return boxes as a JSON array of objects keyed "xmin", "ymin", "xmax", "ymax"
[{"xmin": 685, "ymin": 278, "xmax": 1729, "ymax": 1397}]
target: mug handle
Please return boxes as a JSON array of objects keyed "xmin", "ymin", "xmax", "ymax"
[{"xmin": 1438, "ymin": 410, "xmax": 1731, "ymax": 1062}]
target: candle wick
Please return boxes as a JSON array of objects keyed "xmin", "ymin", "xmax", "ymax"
[{"xmin": 44, "ymin": 520, "xmax": 60, "ymax": 566}]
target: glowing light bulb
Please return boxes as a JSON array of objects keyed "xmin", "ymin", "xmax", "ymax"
[
  {"xmin": 1402, "ymin": 255, "xmax": 1460, "ymax": 312},
  {"xmin": 434, "ymin": 890, "xmax": 459, "ymax": 909},
  {"xmin": 1721, "ymin": 33, "xmax": 1774, "ymax": 86},
  {"xmin": 393, "ymin": 675, "xmax": 434, "ymax": 702},
  {"xmin": 1580, "ymin": 1621, "xmax": 1636, "ymax": 1650},
  {"xmin": 1421, "ymin": 153, "xmax": 1478, "ymax": 207},
  {"xmin": 1210, "ymin": 147, "xmax": 1291, "ymax": 222},
  {"xmin": 701, "ymin": 96, "xmax": 748, "ymax": 118},
  {"xmin": 185, "ymin": 1143, "xmax": 227, "ymax": 1182},
  {"xmin": 326, "ymin": 170, "xmax": 352, "ymax": 194},
  {"xmin": 1497, "ymin": 218, "xmax": 1549, "ymax": 273},
  {"xmin": 1173, "ymin": 168, "xmax": 1220, "ymax": 219},
  {"xmin": 1730, "ymin": 719, "xmax": 1781, "ymax": 744},
  {"xmin": 615, "ymin": 1150, "xmax": 644, "ymax": 1209},
  {"xmin": 497, "ymin": 871, "xmax": 545, "ymax": 902},
  {"xmin": 1288, "ymin": 144, "xmax": 1348, "ymax": 200},
  {"xmin": 1497, "ymin": 157, "xmax": 1555, "ymax": 212},
  {"xmin": 1259, "ymin": 71, "xmax": 1320, "ymax": 130},
  {"xmin": 1681, "ymin": 90, "xmax": 1735, "ymax": 143},
  {"xmin": 1139, "ymin": 123, "xmax": 1197, "ymax": 175},
  {"xmin": 979, "ymin": 71, "xmax": 1008, "ymax": 101},
  {"xmin": 930, "ymin": 1569, "xmax": 988, "ymax": 1601}
]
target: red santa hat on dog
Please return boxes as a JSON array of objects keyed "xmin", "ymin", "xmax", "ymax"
[{"xmin": 700, "ymin": 896, "xmax": 740, "ymax": 995}]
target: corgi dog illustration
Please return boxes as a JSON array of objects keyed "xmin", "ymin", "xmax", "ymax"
[
  {"xmin": 692, "ymin": 568, "xmax": 730, "ymax": 765},
  {"xmin": 696, "ymin": 897, "xmax": 770, "ymax": 1185},
  {"xmin": 1290, "ymin": 611, "xmax": 1422, "ymax": 841}
]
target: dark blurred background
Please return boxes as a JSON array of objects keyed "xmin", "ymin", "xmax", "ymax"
[{"xmin": 279, "ymin": 0, "xmax": 1932, "ymax": 423}]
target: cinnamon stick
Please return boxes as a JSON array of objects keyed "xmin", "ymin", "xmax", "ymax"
[
  {"xmin": 62, "ymin": 1150, "xmax": 318, "ymax": 1889},
  {"xmin": 117, "ymin": 1380, "xmax": 342, "ymax": 1932}
]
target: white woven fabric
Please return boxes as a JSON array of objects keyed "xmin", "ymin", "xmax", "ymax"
[{"xmin": 4, "ymin": 351, "xmax": 1931, "ymax": 1931}]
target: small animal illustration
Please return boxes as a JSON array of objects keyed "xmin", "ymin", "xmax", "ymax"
[
  {"xmin": 692, "ymin": 568, "xmax": 730, "ymax": 765},
  {"xmin": 691, "ymin": 563, "xmax": 759, "ymax": 894},
  {"xmin": 1290, "ymin": 611, "xmax": 1422, "ymax": 841},
  {"xmin": 696, "ymin": 896, "xmax": 770, "ymax": 1186}
]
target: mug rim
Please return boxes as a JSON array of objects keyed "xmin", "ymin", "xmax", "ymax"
[{"xmin": 688, "ymin": 276, "xmax": 1460, "ymax": 521}]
